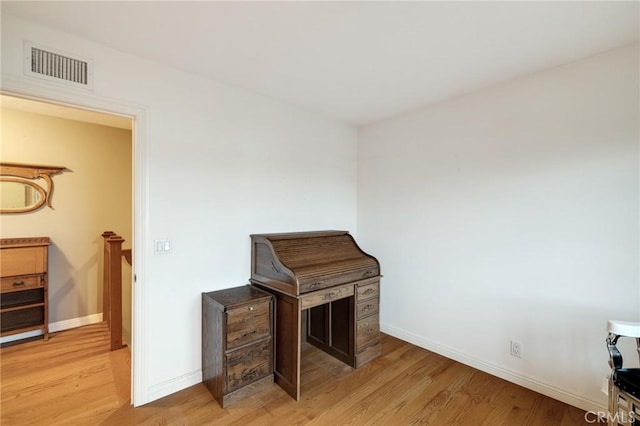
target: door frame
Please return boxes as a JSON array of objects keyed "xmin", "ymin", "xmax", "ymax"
[{"xmin": 1, "ymin": 75, "xmax": 149, "ymax": 406}]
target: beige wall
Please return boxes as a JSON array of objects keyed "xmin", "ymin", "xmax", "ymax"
[{"xmin": 1, "ymin": 107, "xmax": 132, "ymax": 345}]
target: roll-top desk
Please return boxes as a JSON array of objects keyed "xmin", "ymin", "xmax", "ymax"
[
  {"xmin": 250, "ymin": 230, "xmax": 381, "ymax": 400},
  {"xmin": 0, "ymin": 237, "xmax": 50, "ymax": 341}
]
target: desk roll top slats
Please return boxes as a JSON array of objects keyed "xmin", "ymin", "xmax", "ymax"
[
  {"xmin": 250, "ymin": 230, "xmax": 381, "ymax": 400},
  {"xmin": 252, "ymin": 231, "xmax": 379, "ymax": 295}
]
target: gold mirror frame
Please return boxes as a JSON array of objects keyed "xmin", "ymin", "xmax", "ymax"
[{"xmin": 1, "ymin": 162, "xmax": 66, "ymax": 213}]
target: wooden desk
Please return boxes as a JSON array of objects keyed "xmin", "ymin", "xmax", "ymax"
[{"xmin": 250, "ymin": 231, "xmax": 381, "ymax": 400}]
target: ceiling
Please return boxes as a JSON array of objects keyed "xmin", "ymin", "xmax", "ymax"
[{"xmin": 2, "ymin": 1, "xmax": 638, "ymax": 126}]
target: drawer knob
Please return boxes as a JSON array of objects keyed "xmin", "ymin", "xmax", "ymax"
[
  {"xmin": 12, "ymin": 281, "xmax": 25, "ymax": 287},
  {"xmin": 249, "ymin": 306, "xmax": 254, "ymax": 311}
]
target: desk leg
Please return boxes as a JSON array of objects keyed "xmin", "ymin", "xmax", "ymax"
[{"xmin": 272, "ymin": 291, "xmax": 301, "ymax": 400}]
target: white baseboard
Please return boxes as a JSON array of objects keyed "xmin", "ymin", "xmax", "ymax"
[
  {"xmin": 49, "ymin": 313, "xmax": 103, "ymax": 333},
  {"xmin": 146, "ymin": 369, "xmax": 203, "ymax": 404},
  {"xmin": 380, "ymin": 323, "xmax": 606, "ymax": 414},
  {"xmin": 0, "ymin": 313, "xmax": 103, "ymax": 344}
]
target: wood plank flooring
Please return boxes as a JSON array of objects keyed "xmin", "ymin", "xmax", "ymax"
[{"xmin": 1, "ymin": 323, "xmax": 598, "ymax": 425}]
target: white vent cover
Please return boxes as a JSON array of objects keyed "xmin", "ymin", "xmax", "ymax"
[{"xmin": 24, "ymin": 41, "xmax": 93, "ymax": 90}]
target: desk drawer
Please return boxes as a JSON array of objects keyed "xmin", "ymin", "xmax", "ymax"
[
  {"xmin": 226, "ymin": 339, "xmax": 272, "ymax": 393},
  {"xmin": 300, "ymin": 283, "xmax": 354, "ymax": 310},
  {"xmin": 1, "ymin": 275, "xmax": 42, "ymax": 293},
  {"xmin": 356, "ymin": 315, "xmax": 379, "ymax": 350},
  {"xmin": 356, "ymin": 281, "xmax": 379, "ymax": 302},
  {"xmin": 226, "ymin": 301, "xmax": 271, "ymax": 350},
  {"xmin": 356, "ymin": 299, "xmax": 379, "ymax": 320}
]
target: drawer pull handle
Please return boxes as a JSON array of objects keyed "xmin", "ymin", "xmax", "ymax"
[
  {"xmin": 362, "ymin": 271, "xmax": 374, "ymax": 278},
  {"xmin": 309, "ymin": 281, "xmax": 324, "ymax": 289},
  {"xmin": 363, "ymin": 288, "xmax": 375, "ymax": 296},
  {"xmin": 241, "ymin": 329, "xmax": 258, "ymax": 338},
  {"xmin": 12, "ymin": 281, "xmax": 25, "ymax": 287},
  {"xmin": 363, "ymin": 304, "xmax": 373, "ymax": 312},
  {"xmin": 365, "ymin": 328, "xmax": 374, "ymax": 336},
  {"xmin": 241, "ymin": 367, "xmax": 259, "ymax": 380}
]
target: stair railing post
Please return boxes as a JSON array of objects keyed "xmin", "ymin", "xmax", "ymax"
[{"xmin": 101, "ymin": 231, "xmax": 116, "ymax": 328}]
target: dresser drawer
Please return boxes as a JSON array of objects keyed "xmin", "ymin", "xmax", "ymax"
[
  {"xmin": 226, "ymin": 300, "xmax": 271, "ymax": 350},
  {"xmin": 356, "ymin": 281, "xmax": 379, "ymax": 302},
  {"xmin": 1, "ymin": 288, "xmax": 44, "ymax": 309},
  {"xmin": 1, "ymin": 275, "xmax": 43, "ymax": 293},
  {"xmin": 226, "ymin": 339, "xmax": 272, "ymax": 393},
  {"xmin": 356, "ymin": 299, "xmax": 379, "ymax": 320},
  {"xmin": 1, "ymin": 306, "xmax": 45, "ymax": 333},
  {"xmin": 0, "ymin": 246, "xmax": 47, "ymax": 277},
  {"xmin": 356, "ymin": 315, "xmax": 379, "ymax": 350}
]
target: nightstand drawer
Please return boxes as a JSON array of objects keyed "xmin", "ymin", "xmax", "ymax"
[
  {"xmin": 226, "ymin": 339, "xmax": 272, "ymax": 393},
  {"xmin": 226, "ymin": 300, "xmax": 271, "ymax": 349},
  {"xmin": 1, "ymin": 275, "xmax": 42, "ymax": 292}
]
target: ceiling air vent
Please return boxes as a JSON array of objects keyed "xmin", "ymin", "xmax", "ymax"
[{"xmin": 24, "ymin": 41, "xmax": 93, "ymax": 90}]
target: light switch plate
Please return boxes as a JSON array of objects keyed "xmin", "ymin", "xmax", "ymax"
[{"xmin": 154, "ymin": 239, "xmax": 172, "ymax": 254}]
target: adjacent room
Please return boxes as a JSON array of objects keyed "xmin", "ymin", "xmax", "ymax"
[{"xmin": 1, "ymin": 1, "xmax": 638, "ymax": 425}]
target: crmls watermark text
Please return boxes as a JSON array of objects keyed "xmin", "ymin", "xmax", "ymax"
[{"xmin": 584, "ymin": 410, "xmax": 635, "ymax": 424}]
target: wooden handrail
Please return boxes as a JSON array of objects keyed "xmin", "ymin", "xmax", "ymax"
[
  {"xmin": 122, "ymin": 249, "xmax": 132, "ymax": 267},
  {"xmin": 101, "ymin": 231, "xmax": 131, "ymax": 351}
]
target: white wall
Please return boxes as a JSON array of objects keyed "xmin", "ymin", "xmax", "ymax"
[
  {"xmin": 358, "ymin": 44, "xmax": 639, "ymax": 411},
  {"xmin": 1, "ymin": 14, "xmax": 358, "ymax": 404}
]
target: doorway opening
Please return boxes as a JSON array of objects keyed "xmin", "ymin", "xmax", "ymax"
[{"xmin": 0, "ymin": 93, "xmax": 136, "ymax": 401}]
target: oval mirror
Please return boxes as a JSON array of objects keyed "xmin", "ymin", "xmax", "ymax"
[{"xmin": 0, "ymin": 179, "xmax": 46, "ymax": 213}]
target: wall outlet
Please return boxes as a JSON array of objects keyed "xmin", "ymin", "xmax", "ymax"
[{"xmin": 510, "ymin": 340, "xmax": 522, "ymax": 358}]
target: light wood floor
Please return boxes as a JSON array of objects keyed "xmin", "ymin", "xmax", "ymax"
[{"xmin": 1, "ymin": 323, "xmax": 597, "ymax": 425}]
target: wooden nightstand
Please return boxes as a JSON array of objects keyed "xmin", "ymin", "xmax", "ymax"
[{"xmin": 202, "ymin": 285, "xmax": 274, "ymax": 408}]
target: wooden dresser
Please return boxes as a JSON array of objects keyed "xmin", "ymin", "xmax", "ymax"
[
  {"xmin": 0, "ymin": 237, "xmax": 50, "ymax": 341},
  {"xmin": 249, "ymin": 230, "xmax": 382, "ymax": 400},
  {"xmin": 202, "ymin": 285, "xmax": 274, "ymax": 408}
]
